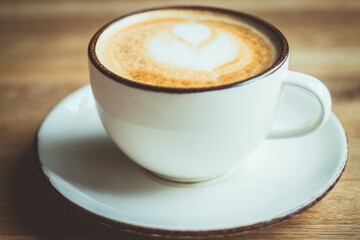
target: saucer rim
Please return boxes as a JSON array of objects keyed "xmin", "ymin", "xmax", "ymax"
[{"xmin": 34, "ymin": 86, "xmax": 349, "ymax": 238}]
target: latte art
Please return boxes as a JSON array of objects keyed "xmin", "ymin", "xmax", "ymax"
[
  {"xmin": 148, "ymin": 24, "xmax": 238, "ymax": 71},
  {"xmin": 96, "ymin": 10, "xmax": 280, "ymax": 88},
  {"xmin": 172, "ymin": 23, "xmax": 211, "ymax": 48}
]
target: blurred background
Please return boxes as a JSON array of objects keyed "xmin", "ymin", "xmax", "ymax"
[
  {"xmin": 1, "ymin": 0, "xmax": 359, "ymax": 118},
  {"xmin": 0, "ymin": 0, "xmax": 359, "ymax": 239}
]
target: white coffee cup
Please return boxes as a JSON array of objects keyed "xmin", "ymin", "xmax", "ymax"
[{"xmin": 88, "ymin": 7, "xmax": 331, "ymax": 182}]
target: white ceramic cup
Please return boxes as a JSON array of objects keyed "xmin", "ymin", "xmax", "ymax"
[{"xmin": 88, "ymin": 7, "xmax": 331, "ymax": 182}]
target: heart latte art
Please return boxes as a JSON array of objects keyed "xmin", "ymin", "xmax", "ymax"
[
  {"xmin": 96, "ymin": 10, "xmax": 280, "ymax": 88},
  {"xmin": 149, "ymin": 24, "xmax": 238, "ymax": 71}
]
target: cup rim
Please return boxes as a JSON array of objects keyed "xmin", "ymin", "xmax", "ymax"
[{"xmin": 88, "ymin": 6, "xmax": 289, "ymax": 93}]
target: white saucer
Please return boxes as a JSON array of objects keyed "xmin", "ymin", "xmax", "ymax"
[{"xmin": 35, "ymin": 85, "xmax": 348, "ymax": 238}]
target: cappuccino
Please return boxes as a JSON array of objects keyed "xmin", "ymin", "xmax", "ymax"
[{"xmin": 96, "ymin": 9, "xmax": 281, "ymax": 88}]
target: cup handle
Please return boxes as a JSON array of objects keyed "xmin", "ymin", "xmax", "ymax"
[{"xmin": 268, "ymin": 71, "xmax": 332, "ymax": 138}]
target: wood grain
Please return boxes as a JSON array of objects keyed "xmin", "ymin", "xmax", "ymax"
[{"xmin": 0, "ymin": 0, "xmax": 359, "ymax": 239}]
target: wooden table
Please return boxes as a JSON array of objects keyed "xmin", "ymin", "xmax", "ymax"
[{"xmin": 1, "ymin": 0, "xmax": 359, "ymax": 239}]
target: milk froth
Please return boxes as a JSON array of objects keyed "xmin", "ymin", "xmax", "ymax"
[{"xmin": 96, "ymin": 9, "xmax": 280, "ymax": 88}]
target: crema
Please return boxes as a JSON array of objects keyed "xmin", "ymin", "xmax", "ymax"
[{"xmin": 96, "ymin": 9, "xmax": 280, "ymax": 88}]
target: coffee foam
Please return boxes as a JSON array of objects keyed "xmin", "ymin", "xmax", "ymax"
[
  {"xmin": 148, "ymin": 25, "xmax": 238, "ymax": 71},
  {"xmin": 96, "ymin": 10, "xmax": 281, "ymax": 88}
]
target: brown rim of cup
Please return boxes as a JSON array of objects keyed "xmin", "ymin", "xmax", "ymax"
[{"xmin": 88, "ymin": 6, "xmax": 289, "ymax": 93}]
